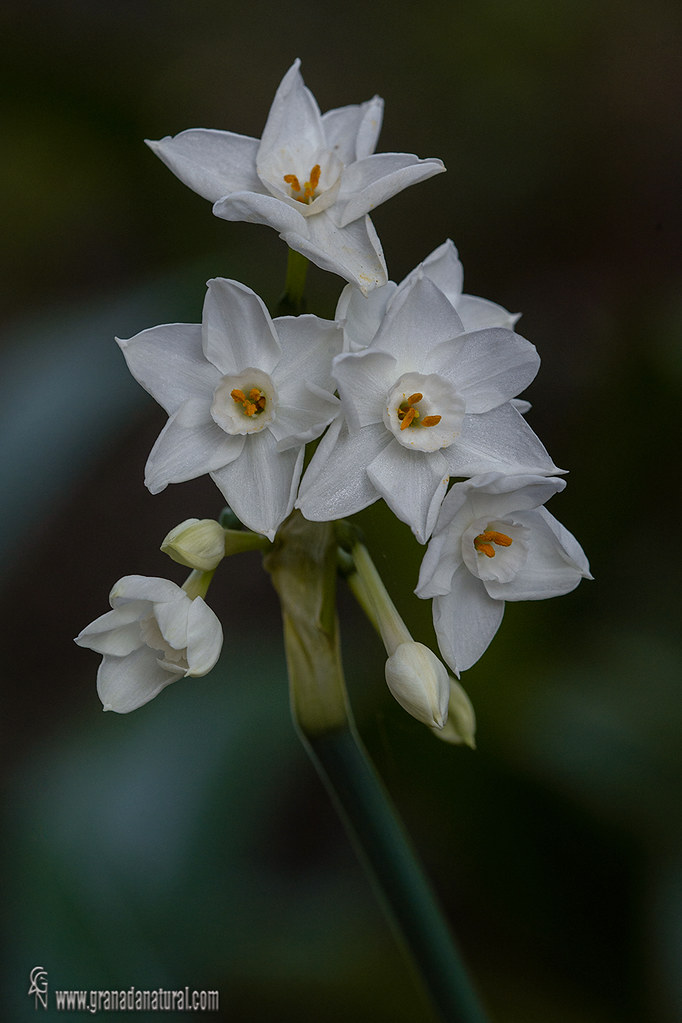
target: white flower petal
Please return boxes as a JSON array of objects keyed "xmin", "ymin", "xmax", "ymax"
[
  {"xmin": 213, "ymin": 188, "xmax": 307, "ymax": 234},
  {"xmin": 203, "ymin": 278, "xmax": 281, "ymax": 376},
  {"xmin": 321, "ymin": 96, "xmax": 384, "ymax": 162},
  {"xmin": 210, "ymin": 430, "xmax": 303, "ymax": 540},
  {"xmin": 153, "ymin": 593, "xmax": 191, "ymax": 651},
  {"xmin": 269, "ymin": 383, "xmax": 340, "ymax": 450},
  {"xmin": 116, "ymin": 324, "xmax": 218, "ymax": 415},
  {"xmin": 109, "ymin": 576, "xmax": 182, "ymax": 606},
  {"xmin": 425, "ymin": 328, "xmax": 539, "ymax": 413},
  {"xmin": 97, "ymin": 646, "xmax": 182, "ymax": 714},
  {"xmin": 367, "ymin": 441, "xmax": 449, "ymax": 543},
  {"xmin": 257, "ymin": 59, "xmax": 325, "ymax": 173},
  {"xmin": 335, "ymin": 281, "xmax": 396, "ymax": 351},
  {"xmin": 335, "ymin": 153, "xmax": 446, "ymax": 227},
  {"xmin": 432, "ymin": 567, "xmax": 505, "ymax": 675},
  {"xmin": 484, "ymin": 507, "xmax": 591, "ymax": 601},
  {"xmin": 145, "ymin": 129, "xmax": 261, "ymax": 202},
  {"xmin": 185, "ymin": 597, "xmax": 223, "ymax": 676},
  {"xmin": 145, "ymin": 401, "xmax": 245, "ymax": 494},
  {"xmin": 297, "ymin": 418, "xmax": 390, "ymax": 521},
  {"xmin": 273, "ymin": 315, "xmax": 343, "ymax": 397},
  {"xmin": 415, "ymin": 530, "xmax": 463, "ymax": 600},
  {"xmin": 372, "ymin": 274, "xmax": 465, "ymax": 369},
  {"xmin": 333, "ymin": 349, "xmax": 397, "ymax": 429},
  {"xmin": 443, "ymin": 403, "xmax": 562, "ymax": 477},
  {"xmin": 457, "ymin": 294, "xmax": 521, "ymax": 332},
  {"xmin": 400, "ymin": 238, "xmax": 464, "ymax": 307},
  {"xmin": 284, "ymin": 212, "xmax": 388, "ymax": 293},
  {"xmin": 461, "ymin": 473, "xmax": 566, "ymax": 522},
  {"xmin": 74, "ymin": 605, "xmax": 146, "ymax": 656}
]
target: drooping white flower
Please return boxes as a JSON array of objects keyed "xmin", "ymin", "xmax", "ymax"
[
  {"xmin": 117, "ymin": 277, "xmax": 342, "ymax": 540},
  {"xmin": 297, "ymin": 273, "xmax": 559, "ymax": 542},
  {"xmin": 146, "ymin": 60, "xmax": 445, "ymax": 293},
  {"xmin": 336, "ymin": 238, "xmax": 520, "ymax": 353},
  {"xmin": 75, "ymin": 575, "xmax": 223, "ymax": 713},
  {"xmin": 416, "ymin": 473, "xmax": 592, "ymax": 675}
]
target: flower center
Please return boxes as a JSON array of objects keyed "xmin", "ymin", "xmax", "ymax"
[
  {"xmin": 383, "ymin": 372, "xmax": 465, "ymax": 453},
  {"xmin": 473, "ymin": 529, "xmax": 513, "ymax": 559},
  {"xmin": 230, "ymin": 387, "xmax": 267, "ymax": 417},
  {"xmin": 462, "ymin": 517, "xmax": 530, "ymax": 585},
  {"xmin": 396, "ymin": 392, "xmax": 442, "ymax": 431},
  {"xmin": 140, "ymin": 615, "xmax": 188, "ymax": 674},
  {"xmin": 211, "ymin": 368, "xmax": 277, "ymax": 436},
  {"xmin": 283, "ymin": 164, "xmax": 321, "ymax": 204}
]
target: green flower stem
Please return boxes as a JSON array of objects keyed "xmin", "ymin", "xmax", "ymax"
[
  {"xmin": 181, "ymin": 568, "xmax": 216, "ymax": 600},
  {"xmin": 276, "ymin": 248, "xmax": 309, "ymax": 316},
  {"xmin": 223, "ymin": 527, "xmax": 271, "ymax": 557},
  {"xmin": 264, "ymin": 513, "xmax": 489, "ymax": 1023}
]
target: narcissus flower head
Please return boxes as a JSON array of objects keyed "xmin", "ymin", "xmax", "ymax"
[
  {"xmin": 416, "ymin": 474, "xmax": 592, "ymax": 674},
  {"xmin": 297, "ymin": 273, "xmax": 559, "ymax": 542},
  {"xmin": 75, "ymin": 575, "xmax": 223, "ymax": 713},
  {"xmin": 117, "ymin": 277, "xmax": 341, "ymax": 540},
  {"xmin": 146, "ymin": 60, "xmax": 445, "ymax": 293}
]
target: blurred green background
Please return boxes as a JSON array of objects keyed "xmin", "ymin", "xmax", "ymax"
[{"xmin": 1, "ymin": 1, "xmax": 680, "ymax": 1020}]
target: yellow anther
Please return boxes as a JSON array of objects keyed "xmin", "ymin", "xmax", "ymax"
[
  {"xmin": 304, "ymin": 163, "xmax": 321, "ymax": 199},
  {"xmin": 400, "ymin": 407, "xmax": 417, "ymax": 430},
  {"xmin": 232, "ymin": 387, "xmax": 266, "ymax": 417},
  {"xmin": 284, "ymin": 164, "xmax": 322, "ymax": 203},
  {"xmin": 474, "ymin": 529, "xmax": 513, "ymax": 558},
  {"xmin": 407, "ymin": 392, "xmax": 423, "ymax": 405},
  {"xmin": 422, "ymin": 415, "xmax": 442, "ymax": 428},
  {"xmin": 283, "ymin": 173, "xmax": 301, "ymax": 192},
  {"xmin": 476, "ymin": 542, "xmax": 496, "ymax": 558}
]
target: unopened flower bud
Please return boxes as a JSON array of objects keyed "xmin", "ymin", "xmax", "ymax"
[
  {"xmin": 433, "ymin": 678, "xmax": 476, "ymax": 748},
  {"xmin": 161, "ymin": 518, "xmax": 226, "ymax": 571},
  {"xmin": 384, "ymin": 642, "xmax": 450, "ymax": 729}
]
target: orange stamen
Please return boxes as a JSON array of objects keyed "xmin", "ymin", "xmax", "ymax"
[
  {"xmin": 476, "ymin": 542, "xmax": 496, "ymax": 558},
  {"xmin": 400, "ymin": 407, "xmax": 417, "ymax": 430},
  {"xmin": 422, "ymin": 415, "xmax": 442, "ymax": 427},
  {"xmin": 304, "ymin": 163, "xmax": 321, "ymax": 200},
  {"xmin": 232, "ymin": 387, "xmax": 266, "ymax": 417},
  {"xmin": 474, "ymin": 529, "xmax": 513, "ymax": 558},
  {"xmin": 407, "ymin": 392, "xmax": 423, "ymax": 404},
  {"xmin": 283, "ymin": 173, "xmax": 301, "ymax": 192}
]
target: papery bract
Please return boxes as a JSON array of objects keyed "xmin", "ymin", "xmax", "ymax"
[
  {"xmin": 75, "ymin": 575, "xmax": 223, "ymax": 713},
  {"xmin": 117, "ymin": 277, "xmax": 342, "ymax": 540},
  {"xmin": 416, "ymin": 473, "xmax": 592, "ymax": 674},
  {"xmin": 146, "ymin": 60, "xmax": 445, "ymax": 293}
]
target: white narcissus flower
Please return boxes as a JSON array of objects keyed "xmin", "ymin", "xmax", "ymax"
[
  {"xmin": 146, "ymin": 60, "xmax": 445, "ymax": 293},
  {"xmin": 416, "ymin": 474, "xmax": 592, "ymax": 675},
  {"xmin": 117, "ymin": 277, "xmax": 342, "ymax": 540},
  {"xmin": 75, "ymin": 576, "xmax": 223, "ymax": 713},
  {"xmin": 297, "ymin": 273, "xmax": 560, "ymax": 542}
]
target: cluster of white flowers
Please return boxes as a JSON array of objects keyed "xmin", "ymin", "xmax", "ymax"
[{"xmin": 77, "ymin": 61, "xmax": 590, "ymax": 731}]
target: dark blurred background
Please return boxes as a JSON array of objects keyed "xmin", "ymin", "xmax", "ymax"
[{"xmin": 2, "ymin": 1, "xmax": 681, "ymax": 1020}]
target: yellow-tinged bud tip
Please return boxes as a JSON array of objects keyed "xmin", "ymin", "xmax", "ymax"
[{"xmin": 161, "ymin": 518, "xmax": 226, "ymax": 571}]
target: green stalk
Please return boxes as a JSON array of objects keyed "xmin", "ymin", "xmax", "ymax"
[
  {"xmin": 264, "ymin": 513, "xmax": 489, "ymax": 1023},
  {"xmin": 276, "ymin": 248, "xmax": 309, "ymax": 316}
]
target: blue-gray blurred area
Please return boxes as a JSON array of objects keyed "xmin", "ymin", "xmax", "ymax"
[{"xmin": 1, "ymin": 1, "xmax": 681, "ymax": 1020}]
